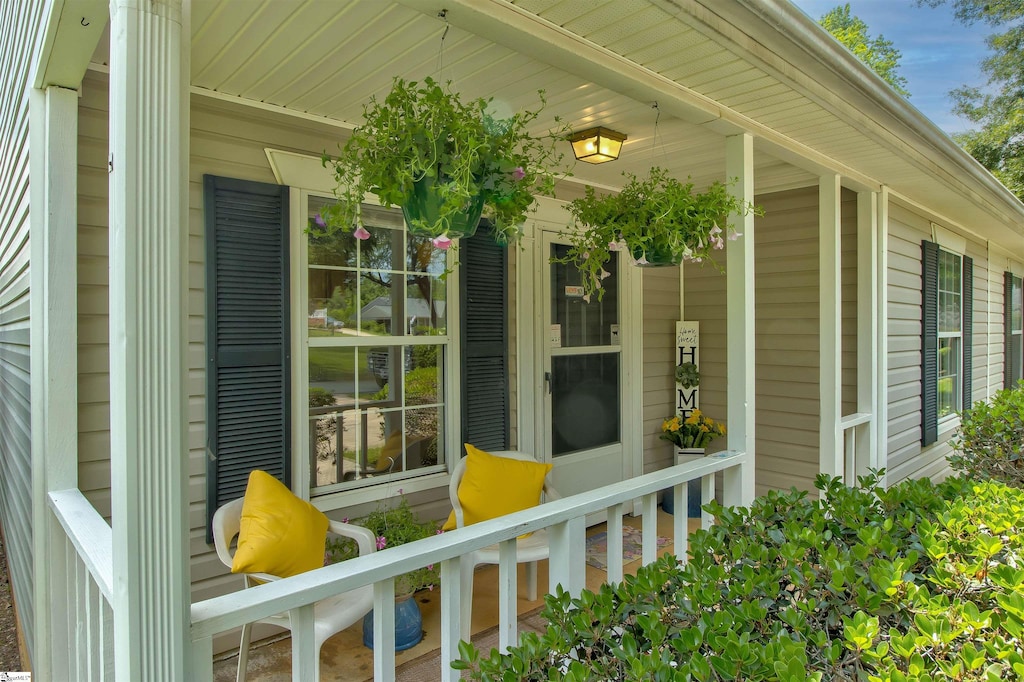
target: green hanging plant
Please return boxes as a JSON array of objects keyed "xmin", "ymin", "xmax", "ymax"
[
  {"xmin": 557, "ymin": 167, "xmax": 762, "ymax": 300},
  {"xmin": 319, "ymin": 77, "xmax": 570, "ymax": 247}
]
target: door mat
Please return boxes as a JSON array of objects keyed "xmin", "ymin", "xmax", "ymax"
[{"xmin": 585, "ymin": 526, "xmax": 669, "ymax": 571}]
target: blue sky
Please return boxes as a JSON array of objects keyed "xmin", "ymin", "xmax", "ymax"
[{"xmin": 790, "ymin": 1, "xmax": 991, "ymax": 134}]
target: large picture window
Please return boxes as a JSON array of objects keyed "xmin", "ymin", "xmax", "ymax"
[{"xmin": 305, "ymin": 196, "xmax": 449, "ymax": 493}]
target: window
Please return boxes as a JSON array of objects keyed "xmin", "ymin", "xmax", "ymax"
[
  {"xmin": 1006, "ymin": 272, "xmax": 1023, "ymax": 387},
  {"xmin": 305, "ymin": 195, "xmax": 449, "ymax": 493},
  {"xmin": 921, "ymin": 240, "xmax": 972, "ymax": 446}
]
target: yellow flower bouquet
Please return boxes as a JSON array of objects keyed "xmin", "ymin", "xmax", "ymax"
[{"xmin": 660, "ymin": 409, "xmax": 726, "ymax": 449}]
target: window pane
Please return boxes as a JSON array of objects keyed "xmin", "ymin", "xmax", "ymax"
[
  {"xmin": 308, "ymin": 268, "xmax": 356, "ymax": 332},
  {"xmin": 408, "ymin": 233, "xmax": 447, "ymax": 273},
  {"xmin": 938, "ymin": 337, "xmax": 960, "ymax": 417},
  {"xmin": 358, "ymin": 270, "xmax": 399, "ymax": 335},
  {"xmin": 1013, "ymin": 277, "xmax": 1022, "ymax": 332},
  {"xmin": 407, "ymin": 276, "xmax": 447, "ymax": 334},
  {"xmin": 551, "ymin": 353, "xmax": 620, "ymax": 456},
  {"xmin": 404, "ymin": 407, "xmax": 443, "ymax": 471},
  {"xmin": 404, "ymin": 346, "xmax": 443, "ymax": 405},
  {"xmin": 550, "ymin": 244, "xmax": 619, "ymax": 348}
]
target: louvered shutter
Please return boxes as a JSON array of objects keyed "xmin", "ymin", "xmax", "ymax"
[
  {"xmin": 921, "ymin": 240, "xmax": 938, "ymax": 446},
  {"xmin": 460, "ymin": 222, "xmax": 509, "ymax": 452},
  {"xmin": 962, "ymin": 256, "xmax": 973, "ymax": 412},
  {"xmin": 204, "ymin": 175, "xmax": 290, "ymax": 540}
]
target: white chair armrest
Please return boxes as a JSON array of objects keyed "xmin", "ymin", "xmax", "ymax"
[{"xmin": 329, "ymin": 521, "xmax": 377, "ymax": 556}]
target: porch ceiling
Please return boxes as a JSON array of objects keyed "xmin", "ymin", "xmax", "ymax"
[{"xmin": 92, "ymin": 0, "xmax": 1023, "ymax": 248}]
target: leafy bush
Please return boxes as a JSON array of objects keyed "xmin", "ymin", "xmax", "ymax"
[
  {"xmin": 455, "ymin": 473, "xmax": 1024, "ymax": 681},
  {"xmin": 308, "ymin": 386, "xmax": 336, "ymax": 408},
  {"xmin": 949, "ymin": 380, "xmax": 1024, "ymax": 488}
]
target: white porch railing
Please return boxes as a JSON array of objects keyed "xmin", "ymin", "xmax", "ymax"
[
  {"xmin": 47, "ymin": 489, "xmax": 116, "ymax": 682},
  {"xmin": 45, "ymin": 451, "xmax": 748, "ymax": 682},
  {"xmin": 190, "ymin": 450, "xmax": 747, "ymax": 682}
]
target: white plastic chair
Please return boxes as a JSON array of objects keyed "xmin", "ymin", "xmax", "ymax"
[
  {"xmin": 212, "ymin": 498, "xmax": 376, "ymax": 682},
  {"xmin": 448, "ymin": 450, "xmax": 560, "ymax": 640}
]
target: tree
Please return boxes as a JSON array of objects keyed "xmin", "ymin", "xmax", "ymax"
[
  {"xmin": 917, "ymin": 0, "xmax": 1024, "ymax": 201},
  {"xmin": 819, "ymin": 4, "xmax": 911, "ymax": 97}
]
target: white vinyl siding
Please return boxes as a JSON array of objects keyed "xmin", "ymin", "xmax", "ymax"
[
  {"xmin": 0, "ymin": 0, "xmax": 46, "ymax": 659},
  {"xmin": 885, "ymin": 203, "xmax": 990, "ymax": 485}
]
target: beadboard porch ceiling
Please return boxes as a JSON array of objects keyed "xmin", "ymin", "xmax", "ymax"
[{"xmin": 89, "ymin": 0, "xmax": 1024, "ymax": 245}]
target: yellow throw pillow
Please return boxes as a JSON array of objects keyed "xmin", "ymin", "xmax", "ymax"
[
  {"xmin": 231, "ymin": 470, "xmax": 329, "ymax": 578},
  {"xmin": 442, "ymin": 444, "xmax": 552, "ymax": 533}
]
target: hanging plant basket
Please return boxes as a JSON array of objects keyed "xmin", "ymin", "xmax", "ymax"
[
  {"xmin": 401, "ymin": 174, "xmax": 487, "ymax": 240},
  {"xmin": 557, "ymin": 167, "xmax": 763, "ymax": 300},
  {"xmin": 629, "ymin": 241, "xmax": 681, "ymax": 267},
  {"xmin": 317, "ymin": 77, "xmax": 570, "ymax": 246}
]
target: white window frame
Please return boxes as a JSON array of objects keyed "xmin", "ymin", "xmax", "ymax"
[
  {"xmin": 289, "ymin": 187, "xmax": 459, "ymax": 508},
  {"xmin": 936, "ymin": 247, "xmax": 963, "ymax": 422}
]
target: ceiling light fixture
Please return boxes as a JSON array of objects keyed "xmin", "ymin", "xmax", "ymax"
[{"xmin": 568, "ymin": 126, "xmax": 627, "ymax": 164}]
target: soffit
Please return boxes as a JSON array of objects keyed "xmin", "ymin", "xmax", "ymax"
[{"xmin": 98, "ymin": 0, "xmax": 1021, "ymax": 247}]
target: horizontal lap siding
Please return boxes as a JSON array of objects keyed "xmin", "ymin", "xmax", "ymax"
[
  {"xmin": 749, "ymin": 187, "xmax": 822, "ymax": 497},
  {"xmin": 0, "ymin": 0, "xmax": 45, "ymax": 659},
  {"xmin": 642, "ymin": 266, "xmax": 679, "ymax": 473}
]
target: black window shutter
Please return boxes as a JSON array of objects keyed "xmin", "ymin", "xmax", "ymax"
[
  {"xmin": 921, "ymin": 240, "xmax": 939, "ymax": 446},
  {"xmin": 962, "ymin": 256, "xmax": 973, "ymax": 412},
  {"xmin": 460, "ymin": 222, "xmax": 510, "ymax": 453},
  {"xmin": 204, "ymin": 175, "xmax": 291, "ymax": 541},
  {"xmin": 1006, "ymin": 271, "xmax": 1015, "ymax": 389}
]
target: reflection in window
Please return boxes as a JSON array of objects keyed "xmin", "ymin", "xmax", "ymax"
[{"xmin": 306, "ymin": 197, "xmax": 448, "ymax": 492}]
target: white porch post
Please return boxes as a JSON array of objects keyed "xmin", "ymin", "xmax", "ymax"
[
  {"xmin": 856, "ymin": 191, "xmax": 879, "ymax": 478},
  {"xmin": 725, "ymin": 133, "xmax": 755, "ymax": 506},
  {"xmin": 108, "ymin": 0, "xmax": 190, "ymax": 679},
  {"xmin": 876, "ymin": 188, "xmax": 890, "ymax": 485},
  {"xmin": 29, "ymin": 84, "xmax": 80, "ymax": 682},
  {"xmin": 819, "ymin": 174, "xmax": 843, "ymax": 481}
]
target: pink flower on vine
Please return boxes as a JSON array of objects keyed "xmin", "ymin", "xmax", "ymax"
[
  {"xmin": 635, "ymin": 255, "xmax": 649, "ymax": 265},
  {"xmin": 341, "ymin": 517, "xmax": 349, "ymax": 524},
  {"xmin": 435, "ymin": 529, "xmax": 444, "ymax": 535},
  {"xmin": 313, "ymin": 213, "xmax": 327, "ymax": 229},
  {"xmin": 512, "ymin": 166, "xmax": 526, "ymax": 181},
  {"xmin": 432, "ymin": 234, "xmax": 453, "ymax": 250},
  {"xmin": 600, "ymin": 269, "xmax": 611, "ymax": 280},
  {"xmin": 353, "ymin": 226, "xmax": 370, "ymax": 240},
  {"xmin": 728, "ymin": 230, "xmax": 742, "ymax": 241},
  {"xmin": 375, "ymin": 536, "xmax": 387, "ymax": 550},
  {"xmin": 608, "ymin": 240, "xmax": 626, "ymax": 252}
]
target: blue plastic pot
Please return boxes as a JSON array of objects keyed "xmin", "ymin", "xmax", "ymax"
[{"xmin": 362, "ymin": 596, "xmax": 424, "ymax": 651}]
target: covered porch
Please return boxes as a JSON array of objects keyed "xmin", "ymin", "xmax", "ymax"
[{"xmin": 26, "ymin": 0, "xmax": 926, "ymax": 680}]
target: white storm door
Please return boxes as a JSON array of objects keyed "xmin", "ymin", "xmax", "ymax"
[{"xmin": 539, "ymin": 230, "xmax": 627, "ymax": 499}]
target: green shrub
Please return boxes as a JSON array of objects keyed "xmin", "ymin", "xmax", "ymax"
[
  {"xmin": 455, "ymin": 473, "xmax": 1024, "ymax": 681},
  {"xmin": 949, "ymin": 381, "xmax": 1024, "ymax": 488},
  {"xmin": 308, "ymin": 386, "xmax": 336, "ymax": 408}
]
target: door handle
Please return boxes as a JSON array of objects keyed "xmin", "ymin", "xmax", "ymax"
[{"xmin": 544, "ymin": 371, "xmax": 552, "ymax": 395}]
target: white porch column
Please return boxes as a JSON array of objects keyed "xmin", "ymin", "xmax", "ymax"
[
  {"xmin": 819, "ymin": 175, "xmax": 843, "ymax": 481},
  {"xmin": 108, "ymin": 0, "xmax": 190, "ymax": 679},
  {"xmin": 856, "ymin": 191, "xmax": 879, "ymax": 478},
  {"xmin": 876, "ymin": 187, "xmax": 890, "ymax": 485},
  {"xmin": 725, "ymin": 133, "xmax": 755, "ymax": 506},
  {"xmin": 29, "ymin": 84, "xmax": 80, "ymax": 682}
]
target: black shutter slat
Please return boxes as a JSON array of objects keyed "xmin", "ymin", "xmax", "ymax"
[
  {"xmin": 921, "ymin": 240, "xmax": 939, "ymax": 446},
  {"xmin": 204, "ymin": 175, "xmax": 291, "ymax": 543},
  {"xmin": 461, "ymin": 221, "xmax": 510, "ymax": 453},
  {"xmin": 962, "ymin": 256, "xmax": 973, "ymax": 412},
  {"xmin": 1006, "ymin": 272, "xmax": 1015, "ymax": 389}
]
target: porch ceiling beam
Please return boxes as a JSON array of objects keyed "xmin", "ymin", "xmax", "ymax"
[
  {"xmin": 394, "ymin": 0, "xmax": 880, "ymax": 192},
  {"xmin": 31, "ymin": 0, "xmax": 108, "ymax": 89}
]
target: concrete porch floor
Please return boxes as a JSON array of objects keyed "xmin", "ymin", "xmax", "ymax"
[{"xmin": 212, "ymin": 509, "xmax": 698, "ymax": 681}]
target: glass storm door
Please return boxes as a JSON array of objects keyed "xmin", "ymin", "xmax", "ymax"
[{"xmin": 540, "ymin": 231, "xmax": 625, "ymax": 499}]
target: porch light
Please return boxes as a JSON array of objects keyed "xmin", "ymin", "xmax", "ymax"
[{"xmin": 568, "ymin": 126, "xmax": 627, "ymax": 164}]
